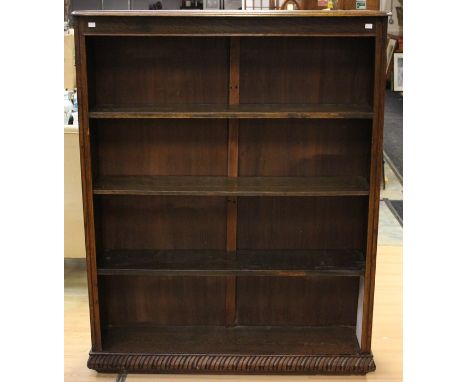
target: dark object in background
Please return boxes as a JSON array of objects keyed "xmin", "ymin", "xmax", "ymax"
[
  {"xmin": 180, "ymin": 0, "xmax": 203, "ymax": 9},
  {"xmin": 149, "ymin": 1, "xmax": 163, "ymax": 9}
]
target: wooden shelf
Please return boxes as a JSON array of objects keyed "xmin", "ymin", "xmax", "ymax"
[
  {"xmin": 102, "ymin": 325, "xmax": 360, "ymax": 355},
  {"xmin": 97, "ymin": 249, "xmax": 365, "ymax": 276},
  {"xmin": 93, "ymin": 176, "xmax": 369, "ymax": 197},
  {"xmin": 89, "ymin": 104, "xmax": 373, "ymax": 119}
]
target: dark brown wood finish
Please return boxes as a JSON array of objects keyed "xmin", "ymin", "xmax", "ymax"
[
  {"xmin": 361, "ymin": 17, "xmax": 388, "ymax": 352},
  {"xmin": 75, "ymin": 13, "xmax": 382, "ymax": 37},
  {"xmin": 101, "ymin": 325, "xmax": 360, "ymax": 354},
  {"xmin": 89, "ymin": 103, "xmax": 373, "ymax": 119},
  {"xmin": 239, "ymin": 119, "xmax": 372, "ymax": 178},
  {"xmin": 92, "ymin": 175, "xmax": 370, "ymax": 196},
  {"xmin": 74, "ymin": 20, "xmax": 102, "ymax": 351},
  {"xmin": 87, "ymin": 37, "xmax": 229, "ymax": 108},
  {"xmin": 74, "ymin": 10, "xmax": 387, "ymax": 375},
  {"xmin": 97, "ymin": 249, "xmax": 365, "ymax": 276},
  {"xmin": 238, "ymin": 197, "xmax": 368, "ymax": 250},
  {"xmin": 226, "ymin": 37, "xmax": 240, "ymax": 326},
  {"xmin": 100, "ymin": 275, "xmax": 226, "ymax": 326},
  {"xmin": 239, "ymin": 37, "xmax": 374, "ymax": 105},
  {"xmin": 237, "ymin": 276, "xmax": 359, "ymax": 326},
  {"xmin": 87, "ymin": 352, "xmax": 375, "ymax": 374},
  {"xmin": 96, "ymin": 196, "xmax": 226, "ymax": 250},
  {"xmin": 92, "ymin": 119, "xmax": 228, "ymax": 177}
]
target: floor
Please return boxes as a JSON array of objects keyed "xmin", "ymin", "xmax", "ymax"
[
  {"xmin": 64, "ymin": 162, "xmax": 403, "ymax": 381},
  {"xmin": 383, "ymin": 90, "xmax": 403, "ymax": 182}
]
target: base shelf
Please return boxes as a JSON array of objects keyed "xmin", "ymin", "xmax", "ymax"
[
  {"xmin": 89, "ymin": 325, "xmax": 374, "ymax": 375},
  {"xmin": 97, "ymin": 249, "xmax": 365, "ymax": 277},
  {"xmin": 102, "ymin": 325, "xmax": 360, "ymax": 355}
]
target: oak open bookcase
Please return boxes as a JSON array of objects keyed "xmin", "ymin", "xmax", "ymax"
[{"xmin": 74, "ymin": 10, "xmax": 387, "ymax": 375}]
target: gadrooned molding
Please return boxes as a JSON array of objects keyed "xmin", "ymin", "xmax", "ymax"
[{"xmin": 88, "ymin": 353, "xmax": 376, "ymax": 374}]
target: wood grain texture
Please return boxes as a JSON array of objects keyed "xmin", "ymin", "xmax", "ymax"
[
  {"xmin": 76, "ymin": 15, "xmax": 381, "ymax": 37},
  {"xmin": 100, "ymin": 325, "xmax": 360, "ymax": 354},
  {"xmin": 97, "ymin": 249, "xmax": 365, "ymax": 276},
  {"xmin": 89, "ymin": 103, "xmax": 374, "ymax": 119},
  {"xmin": 93, "ymin": 119, "xmax": 228, "ymax": 177},
  {"xmin": 226, "ymin": 37, "xmax": 240, "ymax": 326},
  {"xmin": 237, "ymin": 276, "xmax": 359, "ymax": 326},
  {"xmin": 74, "ymin": 21, "xmax": 102, "ymax": 351},
  {"xmin": 239, "ymin": 119, "xmax": 372, "ymax": 178},
  {"xmin": 73, "ymin": 12, "xmax": 388, "ymax": 375},
  {"xmin": 239, "ymin": 37, "xmax": 374, "ymax": 105},
  {"xmin": 88, "ymin": 37, "xmax": 229, "ymax": 107},
  {"xmin": 99, "ymin": 276, "xmax": 226, "ymax": 326},
  {"xmin": 65, "ymin": 245, "xmax": 403, "ymax": 381},
  {"xmin": 87, "ymin": 352, "xmax": 375, "ymax": 374},
  {"xmin": 92, "ymin": 175, "xmax": 370, "ymax": 196},
  {"xmin": 361, "ymin": 18, "xmax": 388, "ymax": 352},
  {"xmin": 96, "ymin": 196, "xmax": 226, "ymax": 250},
  {"xmin": 238, "ymin": 197, "xmax": 368, "ymax": 250}
]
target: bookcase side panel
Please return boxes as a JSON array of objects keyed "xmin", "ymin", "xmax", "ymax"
[
  {"xmin": 75, "ymin": 20, "xmax": 102, "ymax": 351},
  {"xmin": 360, "ymin": 18, "xmax": 387, "ymax": 352}
]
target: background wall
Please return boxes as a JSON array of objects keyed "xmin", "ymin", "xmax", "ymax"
[{"xmin": 64, "ymin": 127, "xmax": 86, "ymax": 258}]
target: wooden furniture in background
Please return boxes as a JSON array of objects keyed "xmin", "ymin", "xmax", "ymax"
[{"xmin": 74, "ymin": 10, "xmax": 387, "ymax": 375}]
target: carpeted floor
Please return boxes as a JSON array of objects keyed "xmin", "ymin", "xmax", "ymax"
[{"xmin": 383, "ymin": 89, "xmax": 403, "ymax": 183}]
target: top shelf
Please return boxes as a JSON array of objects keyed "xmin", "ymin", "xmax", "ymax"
[
  {"xmin": 89, "ymin": 104, "xmax": 373, "ymax": 119},
  {"xmin": 74, "ymin": 10, "xmax": 390, "ymax": 18}
]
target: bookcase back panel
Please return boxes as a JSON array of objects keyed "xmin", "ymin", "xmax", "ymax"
[
  {"xmin": 88, "ymin": 36, "xmax": 229, "ymax": 107},
  {"xmin": 100, "ymin": 275, "xmax": 226, "ymax": 326},
  {"xmin": 238, "ymin": 196, "xmax": 367, "ymax": 250},
  {"xmin": 93, "ymin": 119, "xmax": 228, "ymax": 176},
  {"xmin": 239, "ymin": 37, "xmax": 374, "ymax": 105},
  {"xmin": 239, "ymin": 119, "xmax": 371, "ymax": 177},
  {"xmin": 96, "ymin": 196, "xmax": 227, "ymax": 250},
  {"xmin": 237, "ymin": 276, "xmax": 359, "ymax": 326}
]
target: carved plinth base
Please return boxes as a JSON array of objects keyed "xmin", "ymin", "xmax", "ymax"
[{"xmin": 88, "ymin": 353, "xmax": 376, "ymax": 375}]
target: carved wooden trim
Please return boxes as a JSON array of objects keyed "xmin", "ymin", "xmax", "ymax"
[{"xmin": 88, "ymin": 353, "xmax": 375, "ymax": 374}]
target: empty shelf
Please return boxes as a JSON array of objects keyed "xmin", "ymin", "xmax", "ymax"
[
  {"xmin": 97, "ymin": 249, "xmax": 365, "ymax": 277},
  {"xmin": 102, "ymin": 325, "xmax": 360, "ymax": 355}
]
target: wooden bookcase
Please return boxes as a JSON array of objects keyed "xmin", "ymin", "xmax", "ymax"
[{"xmin": 74, "ymin": 10, "xmax": 388, "ymax": 375}]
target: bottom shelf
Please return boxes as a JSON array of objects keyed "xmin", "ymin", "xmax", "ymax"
[
  {"xmin": 102, "ymin": 325, "xmax": 359, "ymax": 355},
  {"xmin": 91, "ymin": 326, "xmax": 374, "ymax": 374}
]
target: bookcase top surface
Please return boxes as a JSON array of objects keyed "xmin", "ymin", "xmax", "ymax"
[{"xmin": 73, "ymin": 10, "xmax": 389, "ymax": 18}]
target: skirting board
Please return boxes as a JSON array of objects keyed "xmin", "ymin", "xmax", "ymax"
[{"xmin": 88, "ymin": 352, "xmax": 376, "ymax": 375}]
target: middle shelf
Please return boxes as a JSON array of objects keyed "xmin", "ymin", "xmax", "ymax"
[
  {"xmin": 93, "ymin": 176, "xmax": 369, "ymax": 197},
  {"xmin": 97, "ymin": 249, "xmax": 365, "ymax": 277},
  {"xmin": 88, "ymin": 103, "xmax": 374, "ymax": 119}
]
